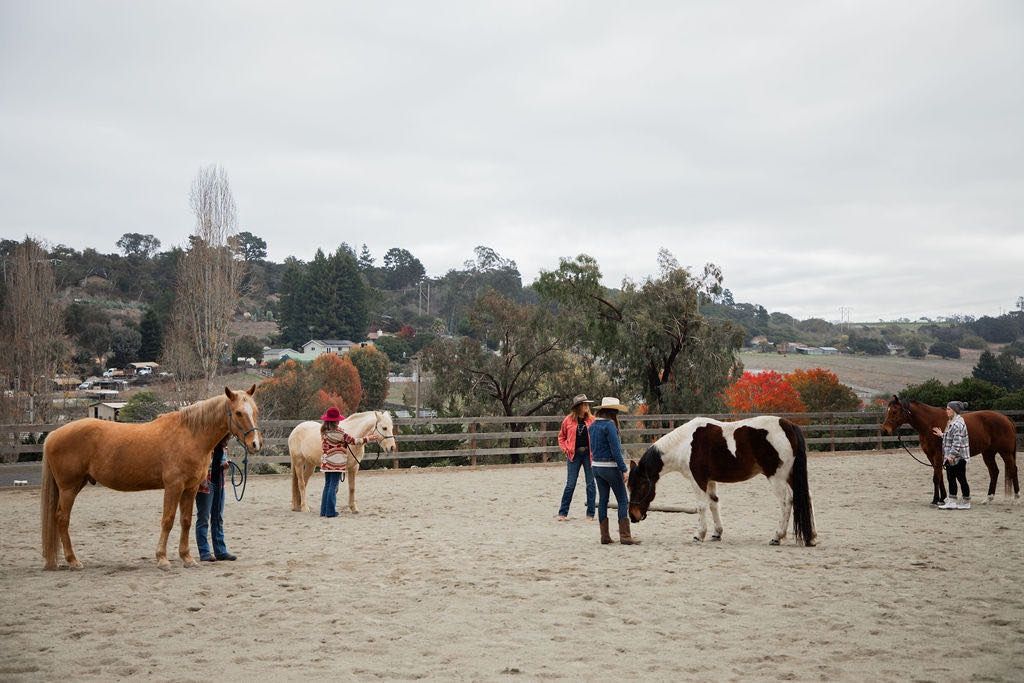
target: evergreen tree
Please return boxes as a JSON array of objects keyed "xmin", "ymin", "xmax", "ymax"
[
  {"xmin": 973, "ymin": 350, "xmax": 1024, "ymax": 391},
  {"xmin": 278, "ymin": 258, "xmax": 310, "ymax": 348},
  {"xmin": 138, "ymin": 307, "xmax": 163, "ymax": 361}
]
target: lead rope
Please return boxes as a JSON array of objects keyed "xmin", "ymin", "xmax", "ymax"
[
  {"xmin": 229, "ymin": 441, "xmax": 249, "ymax": 501},
  {"xmin": 897, "ymin": 431, "xmax": 934, "ymax": 468}
]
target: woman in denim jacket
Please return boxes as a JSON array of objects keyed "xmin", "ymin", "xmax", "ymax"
[{"xmin": 589, "ymin": 397, "xmax": 639, "ymax": 545}]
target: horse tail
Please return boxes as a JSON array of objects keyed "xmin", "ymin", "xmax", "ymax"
[
  {"xmin": 291, "ymin": 462, "xmax": 301, "ymax": 510},
  {"xmin": 41, "ymin": 449, "xmax": 60, "ymax": 569},
  {"xmin": 782, "ymin": 419, "xmax": 816, "ymax": 546}
]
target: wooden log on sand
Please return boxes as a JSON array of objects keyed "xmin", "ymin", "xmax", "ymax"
[{"xmin": 608, "ymin": 501, "xmax": 697, "ymax": 514}]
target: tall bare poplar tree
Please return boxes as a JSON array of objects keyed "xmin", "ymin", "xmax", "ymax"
[
  {"xmin": 169, "ymin": 165, "xmax": 245, "ymax": 391},
  {"xmin": 0, "ymin": 238, "xmax": 65, "ymax": 421}
]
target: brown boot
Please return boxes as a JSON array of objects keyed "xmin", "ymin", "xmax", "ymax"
[
  {"xmin": 599, "ymin": 519, "xmax": 612, "ymax": 544},
  {"xmin": 618, "ymin": 518, "xmax": 640, "ymax": 545}
]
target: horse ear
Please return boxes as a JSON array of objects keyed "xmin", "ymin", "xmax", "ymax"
[
  {"xmin": 629, "ymin": 460, "xmax": 636, "ymax": 471},
  {"xmin": 891, "ymin": 394, "xmax": 899, "ymax": 402},
  {"xmin": 246, "ymin": 384, "xmax": 257, "ymax": 396},
  {"xmin": 224, "ymin": 387, "xmax": 236, "ymax": 400}
]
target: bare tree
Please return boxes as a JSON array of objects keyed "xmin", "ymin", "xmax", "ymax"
[
  {"xmin": 171, "ymin": 165, "xmax": 245, "ymax": 392},
  {"xmin": 0, "ymin": 238, "xmax": 66, "ymax": 422}
]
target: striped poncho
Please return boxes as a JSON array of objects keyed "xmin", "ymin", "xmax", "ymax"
[{"xmin": 321, "ymin": 429, "xmax": 360, "ymax": 472}]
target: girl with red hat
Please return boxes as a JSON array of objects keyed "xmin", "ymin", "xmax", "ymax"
[{"xmin": 319, "ymin": 406, "xmax": 380, "ymax": 517}]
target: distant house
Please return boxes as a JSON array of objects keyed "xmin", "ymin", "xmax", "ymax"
[
  {"xmin": 795, "ymin": 346, "xmax": 824, "ymax": 355},
  {"xmin": 127, "ymin": 361, "xmax": 159, "ymax": 376},
  {"xmin": 886, "ymin": 344, "xmax": 905, "ymax": 356},
  {"xmin": 301, "ymin": 339, "xmax": 356, "ymax": 358},
  {"xmin": 263, "ymin": 348, "xmax": 299, "ymax": 363},
  {"xmin": 366, "ymin": 329, "xmax": 390, "ymax": 341},
  {"xmin": 52, "ymin": 375, "xmax": 81, "ymax": 391},
  {"xmin": 819, "ymin": 347, "xmax": 839, "ymax": 355},
  {"xmin": 90, "ymin": 401, "xmax": 127, "ymax": 421}
]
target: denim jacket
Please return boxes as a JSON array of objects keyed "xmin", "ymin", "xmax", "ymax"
[{"xmin": 589, "ymin": 419, "xmax": 627, "ymax": 473}]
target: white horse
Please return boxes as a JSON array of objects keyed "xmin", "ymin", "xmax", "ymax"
[{"xmin": 289, "ymin": 411, "xmax": 398, "ymax": 513}]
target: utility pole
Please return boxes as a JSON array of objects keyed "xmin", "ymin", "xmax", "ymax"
[{"xmin": 413, "ymin": 355, "xmax": 421, "ymax": 418}]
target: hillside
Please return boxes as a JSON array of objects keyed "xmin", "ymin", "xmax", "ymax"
[{"xmin": 739, "ymin": 349, "xmax": 983, "ymax": 400}]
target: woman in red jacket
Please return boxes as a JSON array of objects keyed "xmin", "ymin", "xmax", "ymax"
[{"xmin": 556, "ymin": 394, "xmax": 596, "ymax": 521}]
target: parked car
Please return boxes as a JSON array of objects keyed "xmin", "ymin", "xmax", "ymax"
[
  {"xmin": 78, "ymin": 381, "xmax": 93, "ymax": 390},
  {"xmin": 137, "ymin": 368, "xmax": 152, "ymax": 376},
  {"xmin": 102, "ymin": 368, "xmax": 116, "ymax": 377}
]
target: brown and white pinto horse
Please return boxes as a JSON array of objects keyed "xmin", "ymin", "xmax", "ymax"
[
  {"xmin": 628, "ymin": 416, "xmax": 816, "ymax": 546},
  {"xmin": 40, "ymin": 386, "xmax": 262, "ymax": 570},
  {"xmin": 880, "ymin": 396, "xmax": 1019, "ymax": 505}
]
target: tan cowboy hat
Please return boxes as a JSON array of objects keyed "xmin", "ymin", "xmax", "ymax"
[
  {"xmin": 595, "ymin": 396, "xmax": 629, "ymax": 412},
  {"xmin": 570, "ymin": 394, "xmax": 594, "ymax": 409}
]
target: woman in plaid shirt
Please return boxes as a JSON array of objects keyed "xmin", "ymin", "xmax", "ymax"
[{"xmin": 932, "ymin": 401, "xmax": 971, "ymax": 510}]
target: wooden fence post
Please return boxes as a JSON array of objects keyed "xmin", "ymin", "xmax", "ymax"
[
  {"xmin": 542, "ymin": 422, "xmax": 552, "ymax": 463},
  {"xmin": 469, "ymin": 422, "xmax": 478, "ymax": 467},
  {"xmin": 829, "ymin": 413, "xmax": 835, "ymax": 453}
]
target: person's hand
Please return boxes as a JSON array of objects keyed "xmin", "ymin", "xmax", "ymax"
[
  {"xmin": 622, "ymin": 471, "xmax": 628, "ymax": 484},
  {"xmin": 931, "ymin": 427, "xmax": 943, "ymax": 437},
  {"xmin": 366, "ymin": 433, "xmax": 383, "ymax": 443}
]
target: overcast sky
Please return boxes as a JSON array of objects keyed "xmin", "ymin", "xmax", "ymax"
[{"xmin": 2, "ymin": 1, "xmax": 1022, "ymax": 321}]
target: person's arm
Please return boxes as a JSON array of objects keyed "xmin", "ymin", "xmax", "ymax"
[
  {"xmin": 557, "ymin": 417, "xmax": 571, "ymax": 456},
  {"xmin": 950, "ymin": 422, "xmax": 969, "ymax": 459}
]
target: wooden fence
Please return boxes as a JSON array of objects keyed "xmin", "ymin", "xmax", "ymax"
[{"xmin": 3, "ymin": 411, "xmax": 1023, "ymax": 468}]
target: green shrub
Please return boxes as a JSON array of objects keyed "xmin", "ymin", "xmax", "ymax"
[{"xmin": 929, "ymin": 341, "xmax": 961, "ymax": 359}]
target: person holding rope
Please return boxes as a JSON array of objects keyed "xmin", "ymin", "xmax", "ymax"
[
  {"xmin": 589, "ymin": 397, "xmax": 639, "ymax": 545},
  {"xmin": 933, "ymin": 400, "xmax": 972, "ymax": 510},
  {"xmin": 195, "ymin": 435, "xmax": 236, "ymax": 561},
  {"xmin": 319, "ymin": 406, "xmax": 382, "ymax": 518},
  {"xmin": 556, "ymin": 394, "xmax": 596, "ymax": 521}
]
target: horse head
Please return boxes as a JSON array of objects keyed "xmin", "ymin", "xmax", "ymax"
[
  {"xmin": 880, "ymin": 394, "xmax": 911, "ymax": 436},
  {"xmin": 225, "ymin": 385, "xmax": 262, "ymax": 453},
  {"xmin": 372, "ymin": 411, "xmax": 399, "ymax": 453},
  {"xmin": 627, "ymin": 446, "xmax": 664, "ymax": 523}
]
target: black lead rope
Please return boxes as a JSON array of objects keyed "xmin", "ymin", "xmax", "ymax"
[
  {"xmin": 897, "ymin": 431, "xmax": 934, "ymax": 468},
  {"xmin": 229, "ymin": 450, "xmax": 248, "ymax": 502}
]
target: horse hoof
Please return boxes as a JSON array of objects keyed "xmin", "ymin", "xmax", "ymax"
[
  {"xmin": 182, "ymin": 559, "xmax": 199, "ymax": 569},
  {"xmin": 769, "ymin": 538, "xmax": 781, "ymax": 546},
  {"xmin": 68, "ymin": 560, "xmax": 84, "ymax": 571},
  {"xmin": 157, "ymin": 559, "xmax": 171, "ymax": 571},
  {"xmin": 692, "ymin": 536, "xmax": 703, "ymax": 543},
  {"xmin": 710, "ymin": 534, "xmax": 722, "ymax": 542}
]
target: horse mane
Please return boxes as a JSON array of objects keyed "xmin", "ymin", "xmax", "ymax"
[
  {"xmin": 637, "ymin": 444, "xmax": 665, "ymax": 482},
  {"xmin": 178, "ymin": 394, "xmax": 229, "ymax": 434}
]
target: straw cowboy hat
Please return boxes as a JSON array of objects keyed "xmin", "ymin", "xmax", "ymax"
[
  {"xmin": 320, "ymin": 406, "xmax": 344, "ymax": 422},
  {"xmin": 570, "ymin": 394, "xmax": 595, "ymax": 409},
  {"xmin": 594, "ymin": 396, "xmax": 629, "ymax": 412}
]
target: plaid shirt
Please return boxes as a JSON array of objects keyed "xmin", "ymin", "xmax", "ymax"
[{"xmin": 942, "ymin": 415, "xmax": 970, "ymax": 464}]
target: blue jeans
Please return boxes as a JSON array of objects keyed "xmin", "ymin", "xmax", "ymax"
[
  {"xmin": 321, "ymin": 472, "xmax": 342, "ymax": 517},
  {"xmin": 558, "ymin": 455, "xmax": 595, "ymax": 517},
  {"xmin": 594, "ymin": 466, "xmax": 629, "ymax": 522},
  {"xmin": 195, "ymin": 471, "xmax": 228, "ymax": 558}
]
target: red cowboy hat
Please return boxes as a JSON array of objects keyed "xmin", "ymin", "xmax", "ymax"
[{"xmin": 320, "ymin": 407, "xmax": 344, "ymax": 422}]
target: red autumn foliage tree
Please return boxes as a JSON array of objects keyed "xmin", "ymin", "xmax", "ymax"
[
  {"xmin": 255, "ymin": 355, "xmax": 363, "ymax": 419},
  {"xmin": 785, "ymin": 368, "xmax": 861, "ymax": 412},
  {"xmin": 723, "ymin": 371, "xmax": 807, "ymax": 414}
]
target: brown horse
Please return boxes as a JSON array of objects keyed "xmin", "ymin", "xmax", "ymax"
[
  {"xmin": 41, "ymin": 386, "xmax": 262, "ymax": 570},
  {"xmin": 880, "ymin": 396, "xmax": 1019, "ymax": 505}
]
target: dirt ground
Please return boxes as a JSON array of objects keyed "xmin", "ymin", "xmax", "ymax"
[{"xmin": 1, "ymin": 453, "xmax": 1020, "ymax": 681}]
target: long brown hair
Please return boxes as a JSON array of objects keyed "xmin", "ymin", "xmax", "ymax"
[{"xmin": 595, "ymin": 408, "xmax": 620, "ymax": 429}]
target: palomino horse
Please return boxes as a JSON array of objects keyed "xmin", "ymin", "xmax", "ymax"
[
  {"xmin": 289, "ymin": 411, "xmax": 398, "ymax": 513},
  {"xmin": 880, "ymin": 396, "xmax": 1019, "ymax": 505},
  {"xmin": 41, "ymin": 387, "xmax": 261, "ymax": 570},
  {"xmin": 628, "ymin": 416, "xmax": 816, "ymax": 546}
]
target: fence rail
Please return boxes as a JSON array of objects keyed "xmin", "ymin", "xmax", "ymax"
[{"xmin": 3, "ymin": 411, "xmax": 1023, "ymax": 468}]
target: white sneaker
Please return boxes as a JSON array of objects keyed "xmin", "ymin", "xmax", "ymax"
[
  {"xmin": 957, "ymin": 498, "xmax": 971, "ymax": 510},
  {"xmin": 939, "ymin": 498, "xmax": 959, "ymax": 510}
]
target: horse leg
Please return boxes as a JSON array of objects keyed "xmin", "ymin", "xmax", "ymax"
[
  {"xmin": 689, "ymin": 481, "xmax": 709, "ymax": 543},
  {"xmin": 156, "ymin": 487, "xmax": 181, "ymax": 570},
  {"xmin": 347, "ymin": 460, "xmax": 359, "ymax": 514},
  {"xmin": 768, "ymin": 474, "xmax": 793, "ymax": 546},
  {"xmin": 980, "ymin": 452, "xmax": 998, "ymax": 504},
  {"xmin": 933, "ymin": 464, "xmax": 947, "ymax": 506},
  {"xmin": 302, "ymin": 461, "xmax": 316, "ymax": 512},
  {"xmin": 56, "ymin": 482, "xmax": 86, "ymax": 570},
  {"xmin": 707, "ymin": 482, "xmax": 724, "ymax": 541},
  {"xmin": 177, "ymin": 488, "xmax": 199, "ymax": 568}
]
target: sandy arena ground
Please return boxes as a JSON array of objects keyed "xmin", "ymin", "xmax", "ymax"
[{"xmin": 1, "ymin": 452, "xmax": 1021, "ymax": 682}]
